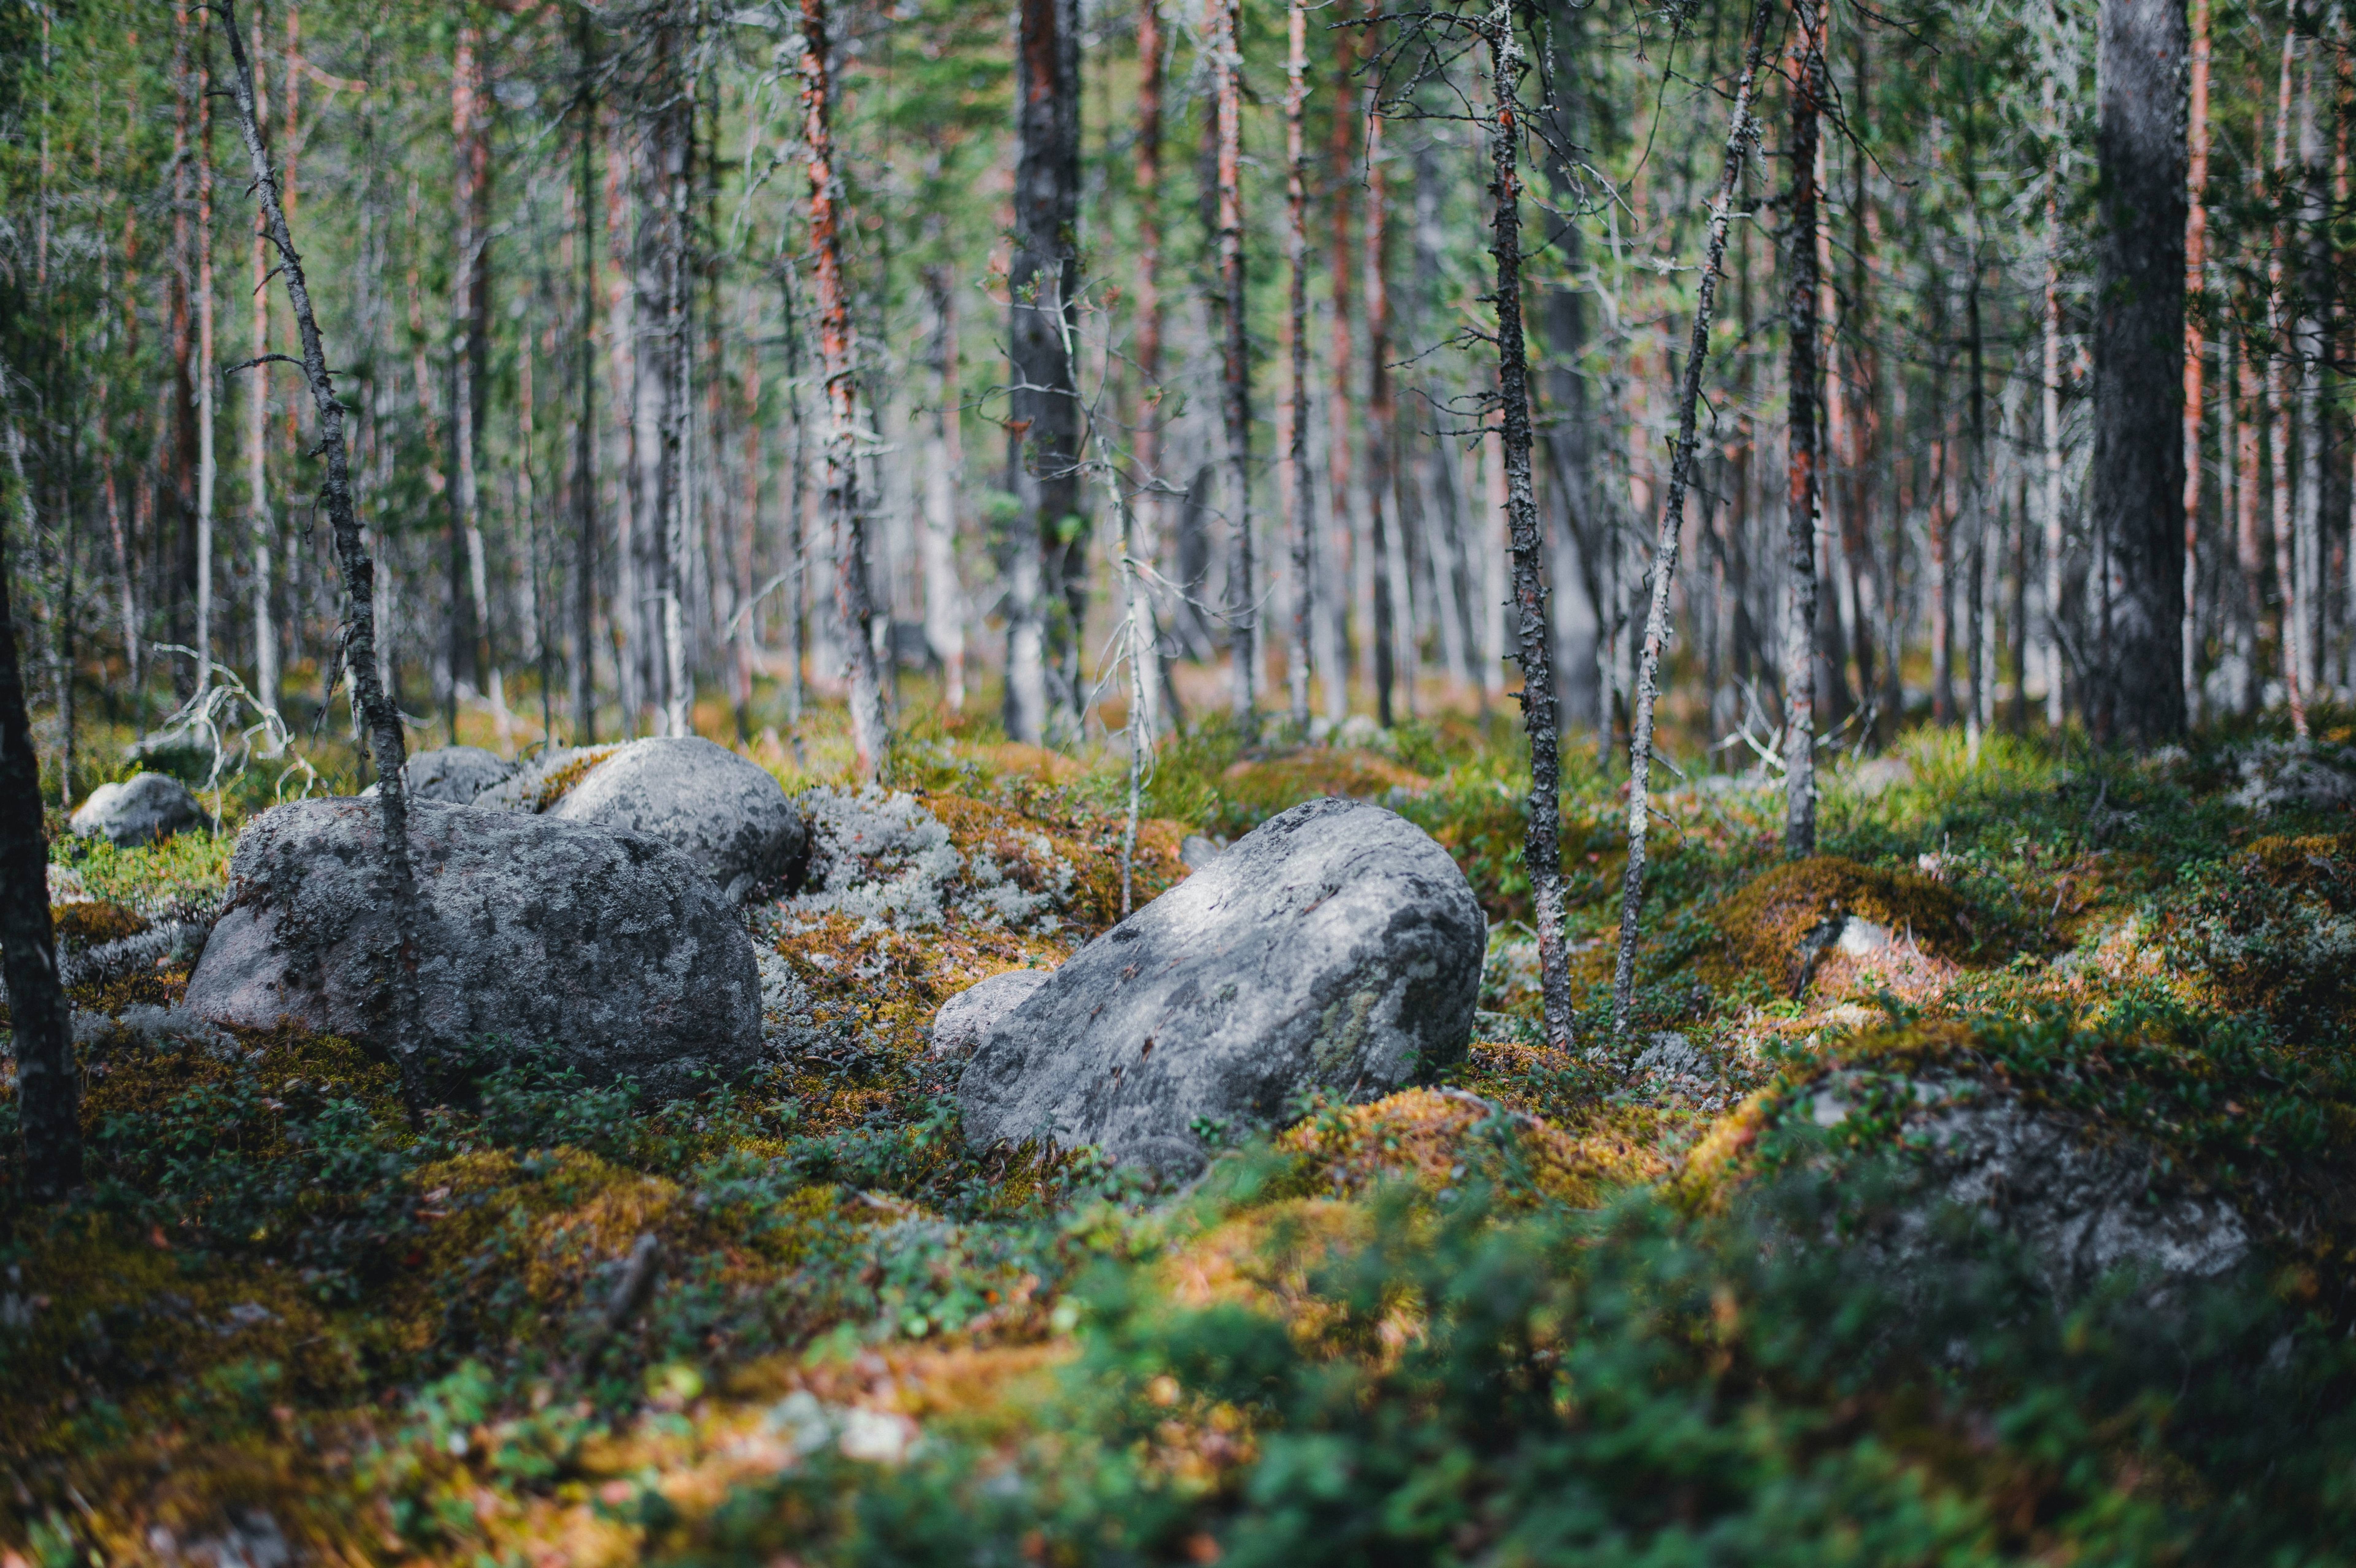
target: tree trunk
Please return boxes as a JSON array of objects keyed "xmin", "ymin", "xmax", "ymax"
[
  {"xmin": 2296, "ymin": 11, "xmax": 2329, "ymax": 709},
  {"xmin": 196, "ymin": 8, "xmax": 217, "ymax": 695},
  {"xmin": 2091, "ymin": 0, "xmax": 2189, "ymax": 746},
  {"xmin": 2182, "ymin": 0, "xmax": 2211, "ymax": 716},
  {"xmin": 922, "ymin": 268, "xmax": 966, "ymax": 712},
  {"xmin": 449, "ymin": 23, "xmax": 490, "ymax": 733},
  {"xmin": 572, "ymin": 13, "xmax": 599, "ymax": 744},
  {"xmin": 1477, "ymin": 1, "xmax": 1573, "ymax": 1053},
  {"xmin": 1006, "ymin": 0, "xmax": 1082, "ymax": 745},
  {"xmin": 1784, "ymin": 0, "xmax": 1824, "ymax": 859},
  {"xmin": 1284, "ymin": 0, "xmax": 1312, "ymax": 733},
  {"xmin": 1613, "ymin": 0, "xmax": 1776, "ymax": 1032},
  {"xmin": 1325, "ymin": 21, "xmax": 1360, "ymax": 728},
  {"xmin": 2042, "ymin": 70, "xmax": 2067, "ymax": 728},
  {"xmin": 220, "ymin": 0, "xmax": 420, "ymax": 1101},
  {"xmin": 169, "ymin": 4, "xmax": 199, "ymax": 694},
  {"xmin": 1134, "ymin": 0, "xmax": 1171, "ymax": 734},
  {"xmin": 246, "ymin": 9, "xmax": 279, "ymax": 725},
  {"xmin": 1365, "ymin": 83, "xmax": 1399, "ymax": 730},
  {"xmin": 1212, "ymin": 0, "xmax": 1255, "ymax": 728},
  {"xmin": 798, "ymin": 0, "xmax": 888, "ymax": 777},
  {"xmin": 0, "ymin": 424, "xmax": 76, "ymax": 1201}
]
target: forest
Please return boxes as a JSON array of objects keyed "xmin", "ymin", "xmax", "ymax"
[{"xmin": 6, "ymin": 0, "xmax": 2356, "ymax": 1562}]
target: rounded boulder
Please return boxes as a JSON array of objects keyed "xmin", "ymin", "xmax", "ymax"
[
  {"xmin": 70, "ymin": 772, "xmax": 205, "ymax": 848},
  {"xmin": 545, "ymin": 736, "xmax": 807, "ymax": 900},
  {"xmin": 183, "ymin": 797, "xmax": 762, "ymax": 1097},
  {"xmin": 959, "ymin": 797, "xmax": 1485, "ymax": 1178}
]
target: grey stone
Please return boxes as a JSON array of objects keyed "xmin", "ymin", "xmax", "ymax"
[
  {"xmin": 472, "ymin": 744, "xmax": 618, "ymax": 813},
  {"xmin": 1634, "ymin": 1031, "xmax": 1703, "ymax": 1079},
  {"xmin": 542, "ymin": 736, "xmax": 808, "ymax": 901},
  {"xmin": 2225, "ymin": 739, "xmax": 2356, "ymax": 816},
  {"xmin": 1179, "ymin": 834, "xmax": 1224, "ymax": 870},
  {"xmin": 400, "ymin": 745, "xmax": 515, "ymax": 804},
  {"xmin": 183, "ymin": 797, "xmax": 761, "ymax": 1097},
  {"xmin": 930, "ymin": 968, "xmax": 1053, "ymax": 1059},
  {"xmin": 1837, "ymin": 916, "xmax": 1893, "ymax": 955},
  {"xmin": 70, "ymin": 773, "xmax": 205, "ymax": 847},
  {"xmin": 1806, "ymin": 1072, "xmax": 2250, "ymax": 1303},
  {"xmin": 959, "ymin": 797, "xmax": 1485, "ymax": 1179}
]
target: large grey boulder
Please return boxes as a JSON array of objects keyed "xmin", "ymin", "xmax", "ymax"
[
  {"xmin": 70, "ymin": 773, "xmax": 205, "ymax": 848},
  {"xmin": 400, "ymin": 745, "xmax": 515, "ymax": 804},
  {"xmin": 538, "ymin": 737, "xmax": 807, "ymax": 901},
  {"xmin": 959, "ymin": 797, "xmax": 1485, "ymax": 1178},
  {"xmin": 183, "ymin": 798, "xmax": 761, "ymax": 1097}
]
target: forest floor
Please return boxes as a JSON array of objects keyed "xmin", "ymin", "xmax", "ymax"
[{"xmin": 6, "ymin": 702, "xmax": 2356, "ymax": 1566}]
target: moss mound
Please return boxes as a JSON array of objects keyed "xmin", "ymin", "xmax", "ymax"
[
  {"xmin": 1279, "ymin": 1087, "xmax": 1669, "ymax": 1209},
  {"xmin": 2163, "ymin": 830, "xmax": 2356, "ymax": 1036},
  {"xmin": 1677, "ymin": 1010, "xmax": 2356, "ymax": 1312},
  {"xmin": 1215, "ymin": 747, "xmax": 1432, "ymax": 827},
  {"xmin": 1698, "ymin": 854, "xmax": 1971, "ymax": 996},
  {"xmin": 51, "ymin": 899, "xmax": 150, "ymax": 948}
]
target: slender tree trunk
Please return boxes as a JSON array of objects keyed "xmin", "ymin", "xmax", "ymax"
[
  {"xmin": 2296, "ymin": 9, "xmax": 2329, "ymax": 709},
  {"xmin": 922, "ymin": 268, "xmax": 967, "ymax": 711},
  {"xmin": 245, "ymin": 10, "xmax": 279, "ymax": 725},
  {"xmin": 2236, "ymin": 332, "xmax": 2263, "ymax": 713},
  {"xmin": 1135, "ymin": 0, "xmax": 1171, "ymax": 734},
  {"xmin": 572, "ymin": 14, "xmax": 599, "ymax": 744},
  {"xmin": 220, "ymin": 1, "xmax": 420, "ymax": 1098},
  {"xmin": 2182, "ymin": 0, "xmax": 2211, "ymax": 716},
  {"xmin": 1366, "ymin": 85, "xmax": 1399, "ymax": 730},
  {"xmin": 1285, "ymin": 0, "xmax": 1313, "ymax": 732},
  {"xmin": 2042, "ymin": 71, "xmax": 2067, "ymax": 728},
  {"xmin": 196, "ymin": 9, "xmax": 217, "ymax": 694},
  {"xmin": 1613, "ymin": 0, "xmax": 1775, "ymax": 1031},
  {"xmin": 1212, "ymin": 0, "xmax": 1256, "ymax": 726},
  {"xmin": 1006, "ymin": 0, "xmax": 1082, "ymax": 745},
  {"xmin": 798, "ymin": 0, "xmax": 887, "ymax": 777},
  {"xmin": 1326, "ymin": 21, "xmax": 1361, "ymax": 726},
  {"xmin": 780, "ymin": 261, "xmax": 810, "ymax": 759},
  {"xmin": 2265, "ymin": 28, "xmax": 2306, "ymax": 737},
  {"xmin": 449, "ymin": 24, "xmax": 489, "ymax": 732},
  {"xmin": 169, "ymin": 4, "xmax": 198, "ymax": 693},
  {"xmin": 2090, "ymin": 0, "xmax": 2189, "ymax": 745},
  {"xmin": 1784, "ymin": 0, "xmax": 1824, "ymax": 859},
  {"xmin": 1476, "ymin": 1, "xmax": 1573, "ymax": 1052}
]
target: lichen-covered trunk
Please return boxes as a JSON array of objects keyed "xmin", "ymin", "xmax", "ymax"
[
  {"xmin": 798, "ymin": 0, "xmax": 888, "ymax": 777},
  {"xmin": 1134, "ymin": 0, "xmax": 1170, "ymax": 736},
  {"xmin": 2091, "ymin": 0, "xmax": 2189, "ymax": 746},
  {"xmin": 1784, "ymin": 2, "xmax": 1824, "ymax": 859},
  {"xmin": 571, "ymin": 19, "xmax": 599, "ymax": 744},
  {"xmin": 2181, "ymin": 0, "xmax": 2211, "ymax": 717},
  {"xmin": 219, "ymin": 0, "xmax": 421, "ymax": 1098},
  {"xmin": 1284, "ymin": 0, "xmax": 1312, "ymax": 733},
  {"xmin": 1613, "ymin": 0, "xmax": 1776, "ymax": 1031},
  {"xmin": 1008, "ymin": 0, "xmax": 1083, "ymax": 745},
  {"xmin": 1482, "ymin": 5, "xmax": 1573, "ymax": 1054},
  {"xmin": 1212, "ymin": 0, "xmax": 1255, "ymax": 728}
]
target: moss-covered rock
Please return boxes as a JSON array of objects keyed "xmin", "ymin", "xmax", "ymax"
[
  {"xmin": 1678, "ymin": 1013, "xmax": 2356, "ymax": 1311},
  {"xmin": 2162, "ymin": 830, "xmax": 2356, "ymax": 1036}
]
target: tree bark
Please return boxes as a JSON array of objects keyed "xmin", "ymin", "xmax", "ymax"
[
  {"xmin": 246, "ymin": 10, "xmax": 279, "ymax": 725},
  {"xmin": 2042, "ymin": 68, "xmax": 2067, "ymax": 728},
  {"xmin": 1285, "ymin": 0, "xmax": 1313, "ymax": 733},
  {"xmin": 449, "ymin": 23, "xmax": 490, "ymax": 732},
  {"xmin": 1476, "ymin": 0, "xmax": 1573, "ymax": 1053},
  {"xmin": 798, "ymin": 0, "xmax": 888, "ymax": 777},
  {"xmin": 1613, "ymin": 0, "xmax": 1775, "ymax": 1032},
  {"xmin": 1007, "ymin": 0, "xmax": 1082, "ymax": 745},
  {"xmin": 0, "ymin": 421, "xmax": 76, "ymax": 1201},
  {"xmin": 922, "ymin": 268, "xmax": 966, "ymax": 712},
  {"xmin": 2295, "ymin": 8, "xmax": 2329, "ymax": 709},
  {"xmin": 2091, "ymin": 0, "xmax": 2189, "ymax": 746},
  {"xmin": 1326, "ymin": 20, "xmax": 1361, "ymax": 727},
  {"xmin": 1212, "ymin": 0, "xmax": 1256, "ymax": 728},
  {"xmin": 196, "ymin": 8, "xmax": 217, "ymax": 696},
  {"xmin": 2181, "ymin": 0, "xmax": 2210, "ymax": 716},
  {"xmin": 1784, "ymin": 0, "xmax": 1825, "ymax": 859},
  {"xmin": 219, "ymin": 0, "xmax": 421, "ymax": 1100},
  {"xmin": 572, "ymin": 8, "xmax": 599, "ymax": 744},
  {"xmin": 1134, "ymin": 0, "xmax": 1171, "ymax": 734},
  {"xmin": 1365, "ymin": 79, "xmax": 1399, "ymax": 730}
]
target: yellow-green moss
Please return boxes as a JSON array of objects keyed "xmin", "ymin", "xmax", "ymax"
[
  {"xmin": 1698, "ymin": 855, "xmax": 1971, "ymax": 996},
  {"xmin": 1279, "ymin": 1087, "xmax": 1670, "ymax": 1209},
  {"xmin": 1217, "ymin": 748, "xmax": 1432, "ymax": 824},
  {"xmin": 51, "ymin": 899, "xmax": 151, "ymax": 949}
]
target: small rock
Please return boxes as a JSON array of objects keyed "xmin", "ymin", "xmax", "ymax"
[
  {"xmin": 183, "ymin": 798, "xmax": 761, "ymax": 1096},
  {"xmin": 960, "ymin": 797, "xmax": 1485, "ymax": 1178},
  {"xmin": 70, "ymin": 773, "xmax": 205, "ymax": 848},
  {"xmin": 1837, "ymin": 917, "xmax": 1892, "ymax": 956},
  {"xmin": 2226, "ymin": 740, "xmax": 2356, "ymax": 816},
  {"xmin": 1634, "ymin": 1031, "xmax": 1703, "ymax": 1079},
  {"xmin": 1178, "ymin": 833, "xmax": 1224, "ymax": 870},
  {"xmin": 930, "ymin": 969, "xmax": 1053, "ymax": 1058},
  {"xmin": 399, "ymin": 745, "xmax": 515, "ymax": 804},
  {"xmin": 545, "ymin": 736, "xmax": 808, "ymax": 900}
]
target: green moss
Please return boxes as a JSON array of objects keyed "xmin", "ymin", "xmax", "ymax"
[{"xmin": 1696, "ymin": 854, "xmax": 1974, "ymax": 996}]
